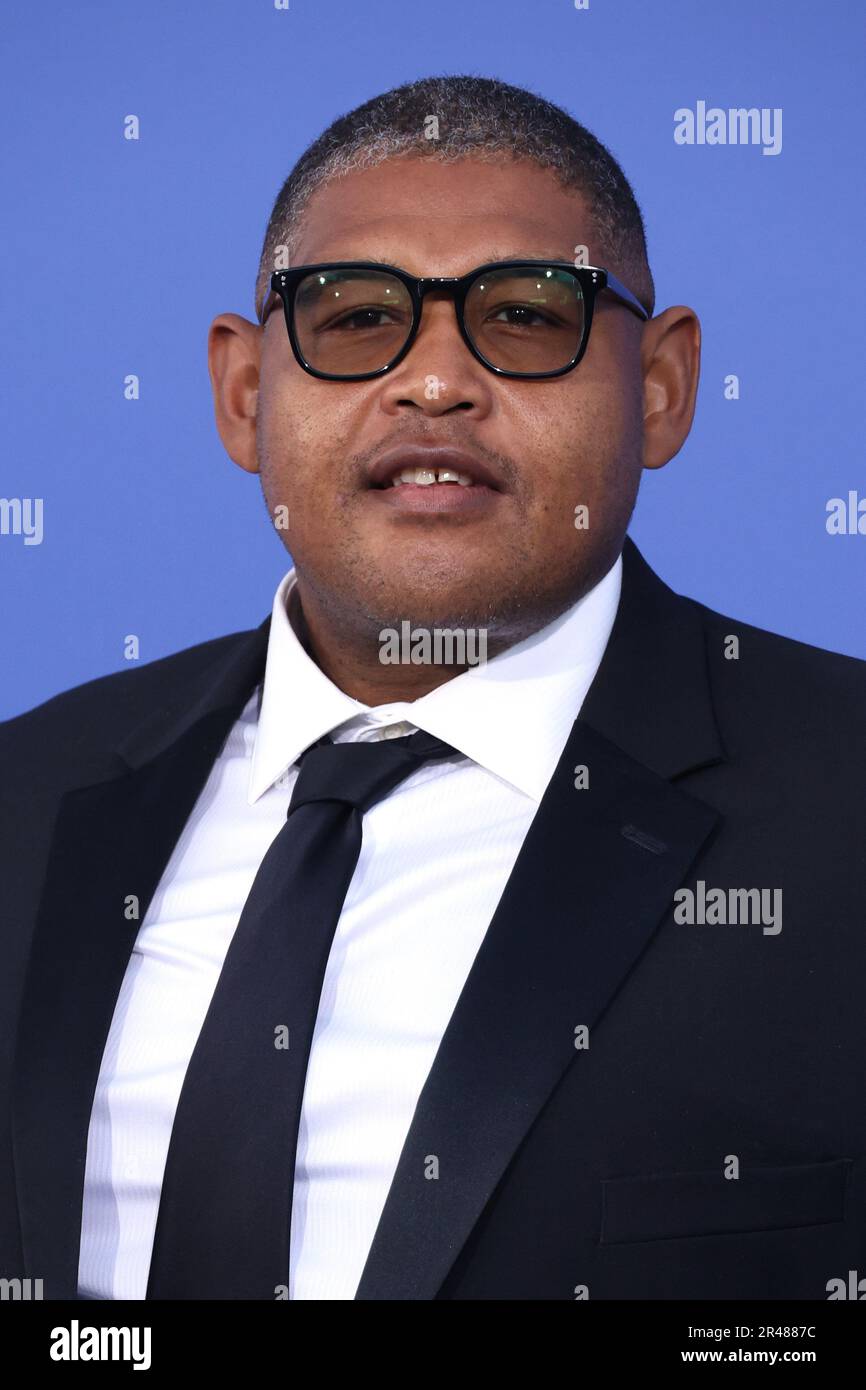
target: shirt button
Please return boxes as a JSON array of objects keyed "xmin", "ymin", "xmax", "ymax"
[{"xmin": 380, "ymin": 721, "xmax": 414, "ymax": 740}]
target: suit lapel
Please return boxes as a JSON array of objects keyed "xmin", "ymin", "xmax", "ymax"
[
  {"xmin": 11, "ymin": 622, "xmax": 270, "ymax": 1297},
  {"xmin": 355, "ymin": 539, "xmax": 726, "ymax": 1298}
]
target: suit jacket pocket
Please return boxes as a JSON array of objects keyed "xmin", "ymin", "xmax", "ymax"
[{"xmin": 599, "ymin": 1158, "xmax": 851, "ymax": 1245}]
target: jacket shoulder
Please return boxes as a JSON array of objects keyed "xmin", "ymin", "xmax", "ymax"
[
  {"xmin": 0, "ymin": 628, "xmax": 260, "ymax": 788},
  {"xmin": 685, "ymin": 591, "xmax": 866, "ymax": 744},
  {"xmin": 691, "ymin": 593, "xmax": 866, "ymax": 681}
]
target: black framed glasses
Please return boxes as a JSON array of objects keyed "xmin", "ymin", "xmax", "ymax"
[{"xmin": 258, "ymin": 259, "xmax": 649, "ymax": 381}]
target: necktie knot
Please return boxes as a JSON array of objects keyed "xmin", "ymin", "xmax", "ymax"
[{"xmin": 288, "ymin": 729, "xmax": 458, "ymax": 818}]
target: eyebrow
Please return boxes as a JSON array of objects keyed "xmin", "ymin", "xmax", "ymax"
[{"xmin": 475, "ymin": 250, "xmax": 577, "ymax": 264}]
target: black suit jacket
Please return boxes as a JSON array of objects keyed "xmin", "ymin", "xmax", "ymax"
[{"xmin": 2, "ymin": 536, "xmax": 866, "ymax": 1300}]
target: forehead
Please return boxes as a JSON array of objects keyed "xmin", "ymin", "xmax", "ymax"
[{"xmin": 290, "ymin": 156, "xmax": 598, "ymax": 276}]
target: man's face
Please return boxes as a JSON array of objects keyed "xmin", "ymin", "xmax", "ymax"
[{"xmin": 231, "ymin": 157, "xmax": 663, "ymax": 646}]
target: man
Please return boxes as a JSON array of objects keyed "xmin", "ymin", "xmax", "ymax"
[{"xmin": 2, "ymin": 75, "xmax": 865, "ymax": 1302}]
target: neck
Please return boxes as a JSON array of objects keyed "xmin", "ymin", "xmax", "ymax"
[{"xmin": 288, "ymin": 582, "xmax": 510, "ymax": 706}]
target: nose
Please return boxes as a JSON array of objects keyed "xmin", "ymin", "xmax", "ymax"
[{"xmin": 376, "ymin": 292, "xmax": 495, "ymax": 418}]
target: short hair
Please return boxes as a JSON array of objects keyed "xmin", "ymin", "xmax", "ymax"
[{"xmin": 255, "ymin": 74, "xmax": 655, "ymax": 321}]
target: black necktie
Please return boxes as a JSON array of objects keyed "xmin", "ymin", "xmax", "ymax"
[{"xmin": 145, "ymin": 727, "xmax": 459, "ymax": 1300}]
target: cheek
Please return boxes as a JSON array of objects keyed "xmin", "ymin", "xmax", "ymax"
[
  {"xmin": 504, "ymin": 383, "xmax": 640, "ymax": 549},
  {"xmin": 257, "ymin": 387, "xmax": 344, "ymax": 493},
  {"xmin": 508, "ymin": 383, "xmax": 632, "ymax": 494}
]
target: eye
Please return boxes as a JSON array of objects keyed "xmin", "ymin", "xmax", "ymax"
[
  {"xmin": 312, "ymin": 305, "xmax": 411, "ymax": 335},
  {"xmin": 327, "ymin": 307, "xmax": 400, "ymax": 331},
  {"xmin": 487, "ymin": 303, "xmax": 561, "ymax": 328}
]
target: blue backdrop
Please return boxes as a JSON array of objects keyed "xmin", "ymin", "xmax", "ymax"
[{"xmin": 2, "ymin": 0, "xmax": 864, "ymax": 719}]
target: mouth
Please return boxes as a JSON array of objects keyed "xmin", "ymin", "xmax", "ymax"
[{"xmin": 365, "ymin": 445, "xmax": 504, "ymax": 515}]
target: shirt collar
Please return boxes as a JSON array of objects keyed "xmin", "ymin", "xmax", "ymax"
[{"xmin": 249, "ymin": 552, "xmax": 622, "ymax": 805}]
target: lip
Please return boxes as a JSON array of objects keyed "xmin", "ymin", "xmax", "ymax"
[
  {"xmin": 367, "ymin": 481, "xmax": 500, "ymax": 515},
  {"xmin": 366, "ymin": 444, "xmax": 504, "ymax": 492}
]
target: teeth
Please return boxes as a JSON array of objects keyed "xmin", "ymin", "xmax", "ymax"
[{"xmin": 390, "ymin": 467, "xmax": 475, "ymax": 487}]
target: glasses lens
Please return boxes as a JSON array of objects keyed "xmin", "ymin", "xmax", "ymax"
[
  {"xmin": 464, "ymin": 266, "xmax": 585, "ymax": 373},
  {"xmin": 293, "ymin": 268, "xmax": 413, "ymax": 375}
]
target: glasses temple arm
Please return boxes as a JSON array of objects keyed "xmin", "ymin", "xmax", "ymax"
[{"xmin": 603, "ymin": 272, "xmax": 651, "ymax": 321}]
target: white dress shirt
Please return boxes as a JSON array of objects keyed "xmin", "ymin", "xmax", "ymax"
[{"xmin": 77, "ymin": 552, "xmax": 622, "ymax": 1300}]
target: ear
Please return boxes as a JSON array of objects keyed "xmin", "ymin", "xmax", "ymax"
[
  {"xmin": 207, "ymin": 313, "xmax": 262, "ymax": 475},
  {"xmin": 640, "ymin": 306, "xmax": 701, "ymax": 470}
]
